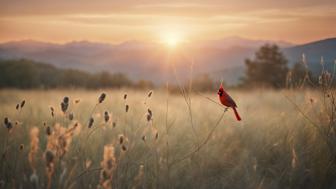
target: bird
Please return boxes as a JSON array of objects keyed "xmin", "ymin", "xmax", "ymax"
[{"xmin": 217, "ymin": 83, "xmax": 241, "ymax": 121}]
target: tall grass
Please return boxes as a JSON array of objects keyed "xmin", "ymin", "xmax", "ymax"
[{"xmin": 0, "ymin": 87, "xmax": 335, "ymax": 188}]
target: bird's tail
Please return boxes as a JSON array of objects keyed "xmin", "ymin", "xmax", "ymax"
[{"xmin": 232, "ymin": 107, "xmax": 241, "ymax": 121}]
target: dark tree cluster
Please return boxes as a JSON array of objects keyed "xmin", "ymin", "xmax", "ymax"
[
  {"xmin": 0, "ymin": 59, "xmax": 140, "ymax": 89},
  {"xmin": 243, "ymin": 44, "xmax": 289, "ymax": 88}
]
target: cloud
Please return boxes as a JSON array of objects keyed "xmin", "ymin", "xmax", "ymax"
[{"xmin": 0, "ymin": 0, "xmax": 335, "ymax": 43}]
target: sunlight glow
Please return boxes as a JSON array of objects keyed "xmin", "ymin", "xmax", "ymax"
[{"xmin": 161, "ymin": 31, "xmax": 183, "ymax": 48}]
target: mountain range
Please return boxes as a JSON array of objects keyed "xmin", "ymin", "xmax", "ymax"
[{"xmin": 0, "ymin": 37, "xmax": 335, "ymax": 85}]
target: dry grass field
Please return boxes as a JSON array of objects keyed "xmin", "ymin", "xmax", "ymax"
[{"xmin": 0, "ymin": 89, "xmax": 335, "ymax": 189}]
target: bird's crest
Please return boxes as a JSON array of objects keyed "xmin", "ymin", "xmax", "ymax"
[{"xmin": 219, "ymin": 79, "xmax": 224, "ymax": 90}]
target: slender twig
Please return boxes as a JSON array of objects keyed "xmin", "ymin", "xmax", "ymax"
[
  {"xmin": 283, "ymin": 94, "xmax": 319, "ymax": 129},
  {"xmin": 196, "ymin": 92, "xmax": 224, "ymax": 109}
]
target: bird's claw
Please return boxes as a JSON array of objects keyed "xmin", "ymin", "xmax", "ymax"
[{"xmin": 224, "ymin": 107, "xmax": 229, "ymax": 112}]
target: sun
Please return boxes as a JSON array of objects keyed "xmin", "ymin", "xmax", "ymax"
[{"xmin": 161, "ymin": 31, "xmax": 183, "ymax": 48}]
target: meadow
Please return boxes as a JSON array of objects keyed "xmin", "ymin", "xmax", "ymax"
[{"xmin": 0, "ymin": 88, "xmax": 335, "ymax": 189}]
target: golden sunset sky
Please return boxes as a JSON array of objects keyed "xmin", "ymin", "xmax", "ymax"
[{"xmin": 0, "ymin": 0, "xmax": 335, "ymax": 44}]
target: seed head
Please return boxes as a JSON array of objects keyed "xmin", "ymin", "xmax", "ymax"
[
  {"xmin": 46, "ymin": 126, "xmax": 52, "ymax": 136},
  {"xmin": 112, "ymin": 122, "xmax": 116, "ymax": 128},
  {"xmin": 119, "ymin": 135, "xmax": 124, "ymax": 144},
  {"xmin": 50, "ymin": 107, "xmax": 55, "ymax": 117},
  {"xmin": 121, "ymin": 145, "xmax": 127, "ymax": 151},
  {"xmin": 124, "ymin": 94, "xmax": 127, "ymax": 100},
  {"xmin": 20, "ymin": 100, "xmax": 26, "ymax": 108},
  {"xmin": 147, "ymin": 91, "xmax": 153, "ymax": 98},
  {"xmin": 6, "ymin": 122, "xmax": 13, "ymax": 131},
  {"xmin": 155, "ymin": 132, "xmax": 159, "ymax": 140},
  {"xmin": 3, "ymin": 117, "xmax": 12, "ymax": 131},
  {"xmin": 104, "ymin": 111, "xmax": 110, "ymax": 123},
  {"xmin": 16, "ymin": 104, "xmax": 20, "ymax": 110},
  {"xmin": 147, "ymin": 109, "xmax": 152, "ymax": 121},
  {"xmin": 19, "ymin": 144, "xmax": 24, "ymax": 151},
  {"xmin": 88, "ymin": 117, "xmax": 94, "ymax": 128},
  {"xmin": 98, "ymin": 93, "xmax": 106, "ymax": 103},
  {"xmin": 142, "ymin": 135, "xmax": 146, "ymax": 142},
  {"xmin": 4, "ymin": 117, "xmax": 9, "ymax": 125},
  {"xmin": 125, "ymin": 104, "xmax": 129, "ymax": 113},
  {"xmin": 61, "ymin": 102, "xmax": 68, "ymax": 113},
  {"xmin": 68, "ymin": 113, "xmax": 74, "ymax": 121},
  {"xmin": 63, "ymin": 96, "xmax": 69, "ymax": 104}
]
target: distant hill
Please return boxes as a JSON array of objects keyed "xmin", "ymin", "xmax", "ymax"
[
  {"xmin": 283, "ymin": 38, "xmax": 336, "ymax": 74},
  {"xmin": 0, "ymin": 37, "xmax": 335, "ymax": 85}
]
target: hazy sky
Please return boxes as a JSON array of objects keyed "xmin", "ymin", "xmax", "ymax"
[{"xmin": 0, "ymin": 0, "xmax": 335, "ymax": 44}]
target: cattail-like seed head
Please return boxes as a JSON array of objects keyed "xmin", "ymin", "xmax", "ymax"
[
  {"xmin": 4, "ymin": 117, "xmax": 9, "ymax": 125},
  {"xmin": 104, "ymin": 111, "xmax": 110, "ymax": 123},
  {"xmin": 20, "ymin": 100, "xmax": 25, "ymax": 108},
  {"xmin": 63, "ymin": 96, "xmax": 69, "ymax": 104},
  {"xmin": 124, "ymin": 94, "xmax": 127, "ymax": 100},
  {"xmin": 74, "ymin": 99, "xmax": 80, "ymax": 104},
  {"xmin": 61, "ymin": 102, "xmax": 68, "ymax": 113},
  {"xmin": 99, "ymin": 144, "xmax": 116, "ymax": 187},
  {"xmin": 155, "ymin": 132, "xmax": 159, "ymax": 140},
  {"xmin": 20, "ymin": 144, "xmax": 24, "ymax": 151},
  {"xmin": 147, "ymin": 91, "xmax": 153, "ymax": 98},
  {"xmin": 98, "ymin": 93, "xmax": 106, "ymax": 103},
  {"xmin": 125, "ymin": 104, "xmax": 129, "ymax": 113},
  {"xmin": 88, "ymin": 117, "xmax": 94, "ymax": 128},
  {"xmin": 50, "ymin": 107, "xmax": 55, "ymax": 117},
  {"xmin": 119, "ymin": 135, "xmax": 124, "ymax": 144},
  {"xmin": 3, "ymin": 117, "xmax": 12, "ymax": 131},
  {"xmin": 6, "ymin": 122, "xmax": 13, "ymax": 131},
  {"xmin": 112, "ymin": 122, "xmax": 116, "ymax": 128},
  {"xmin": 68, "ymin": 113, "xmax": 74, "ymax": 121},
  {"xmin": 147, "ymin": 109, "xmax": 152, "ymax": 121},
  {"xmin": 29, "ymin": 127, "xmax": 39, "ymax": 173},
  {"xmin": 46, "ymin": 126, "xmax": 52, "ymax": 136},
  {"xmin": 16, "ymin": 104, "xmax": 20, "ymax": 110},
  {"xmin": 121, "ymin": 145, "xmax": 127, "ymax": 151},
  {"xmin": 142, "ymin": 135, "xmax": 146, "ymax": 142}
]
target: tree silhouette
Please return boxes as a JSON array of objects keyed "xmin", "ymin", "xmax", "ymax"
[{"xmin": 244, "ymin": 44, "xmax": 288, "ymax": 88}]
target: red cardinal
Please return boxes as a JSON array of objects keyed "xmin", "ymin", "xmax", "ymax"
[{"xmin": 217, "ymin": 84, "xmax": 241, "ymax": 121}]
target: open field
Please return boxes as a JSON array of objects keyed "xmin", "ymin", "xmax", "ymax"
[{"xmin": 0, "ymin": 89, "xmax": 335, "ymax": 189}]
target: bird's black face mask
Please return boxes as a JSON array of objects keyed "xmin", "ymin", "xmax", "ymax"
[{"xmin": 218, "ymin": 88, "xmax": 223, "ymax": 96}]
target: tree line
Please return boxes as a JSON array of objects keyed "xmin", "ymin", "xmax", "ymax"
[
  {"xmin": 0, "ymin": 59, "xmax": 153, "ymax": 89},
  {"xmin": 0, "ymin": 44, "xmax": 334, "ymax": 90}
]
